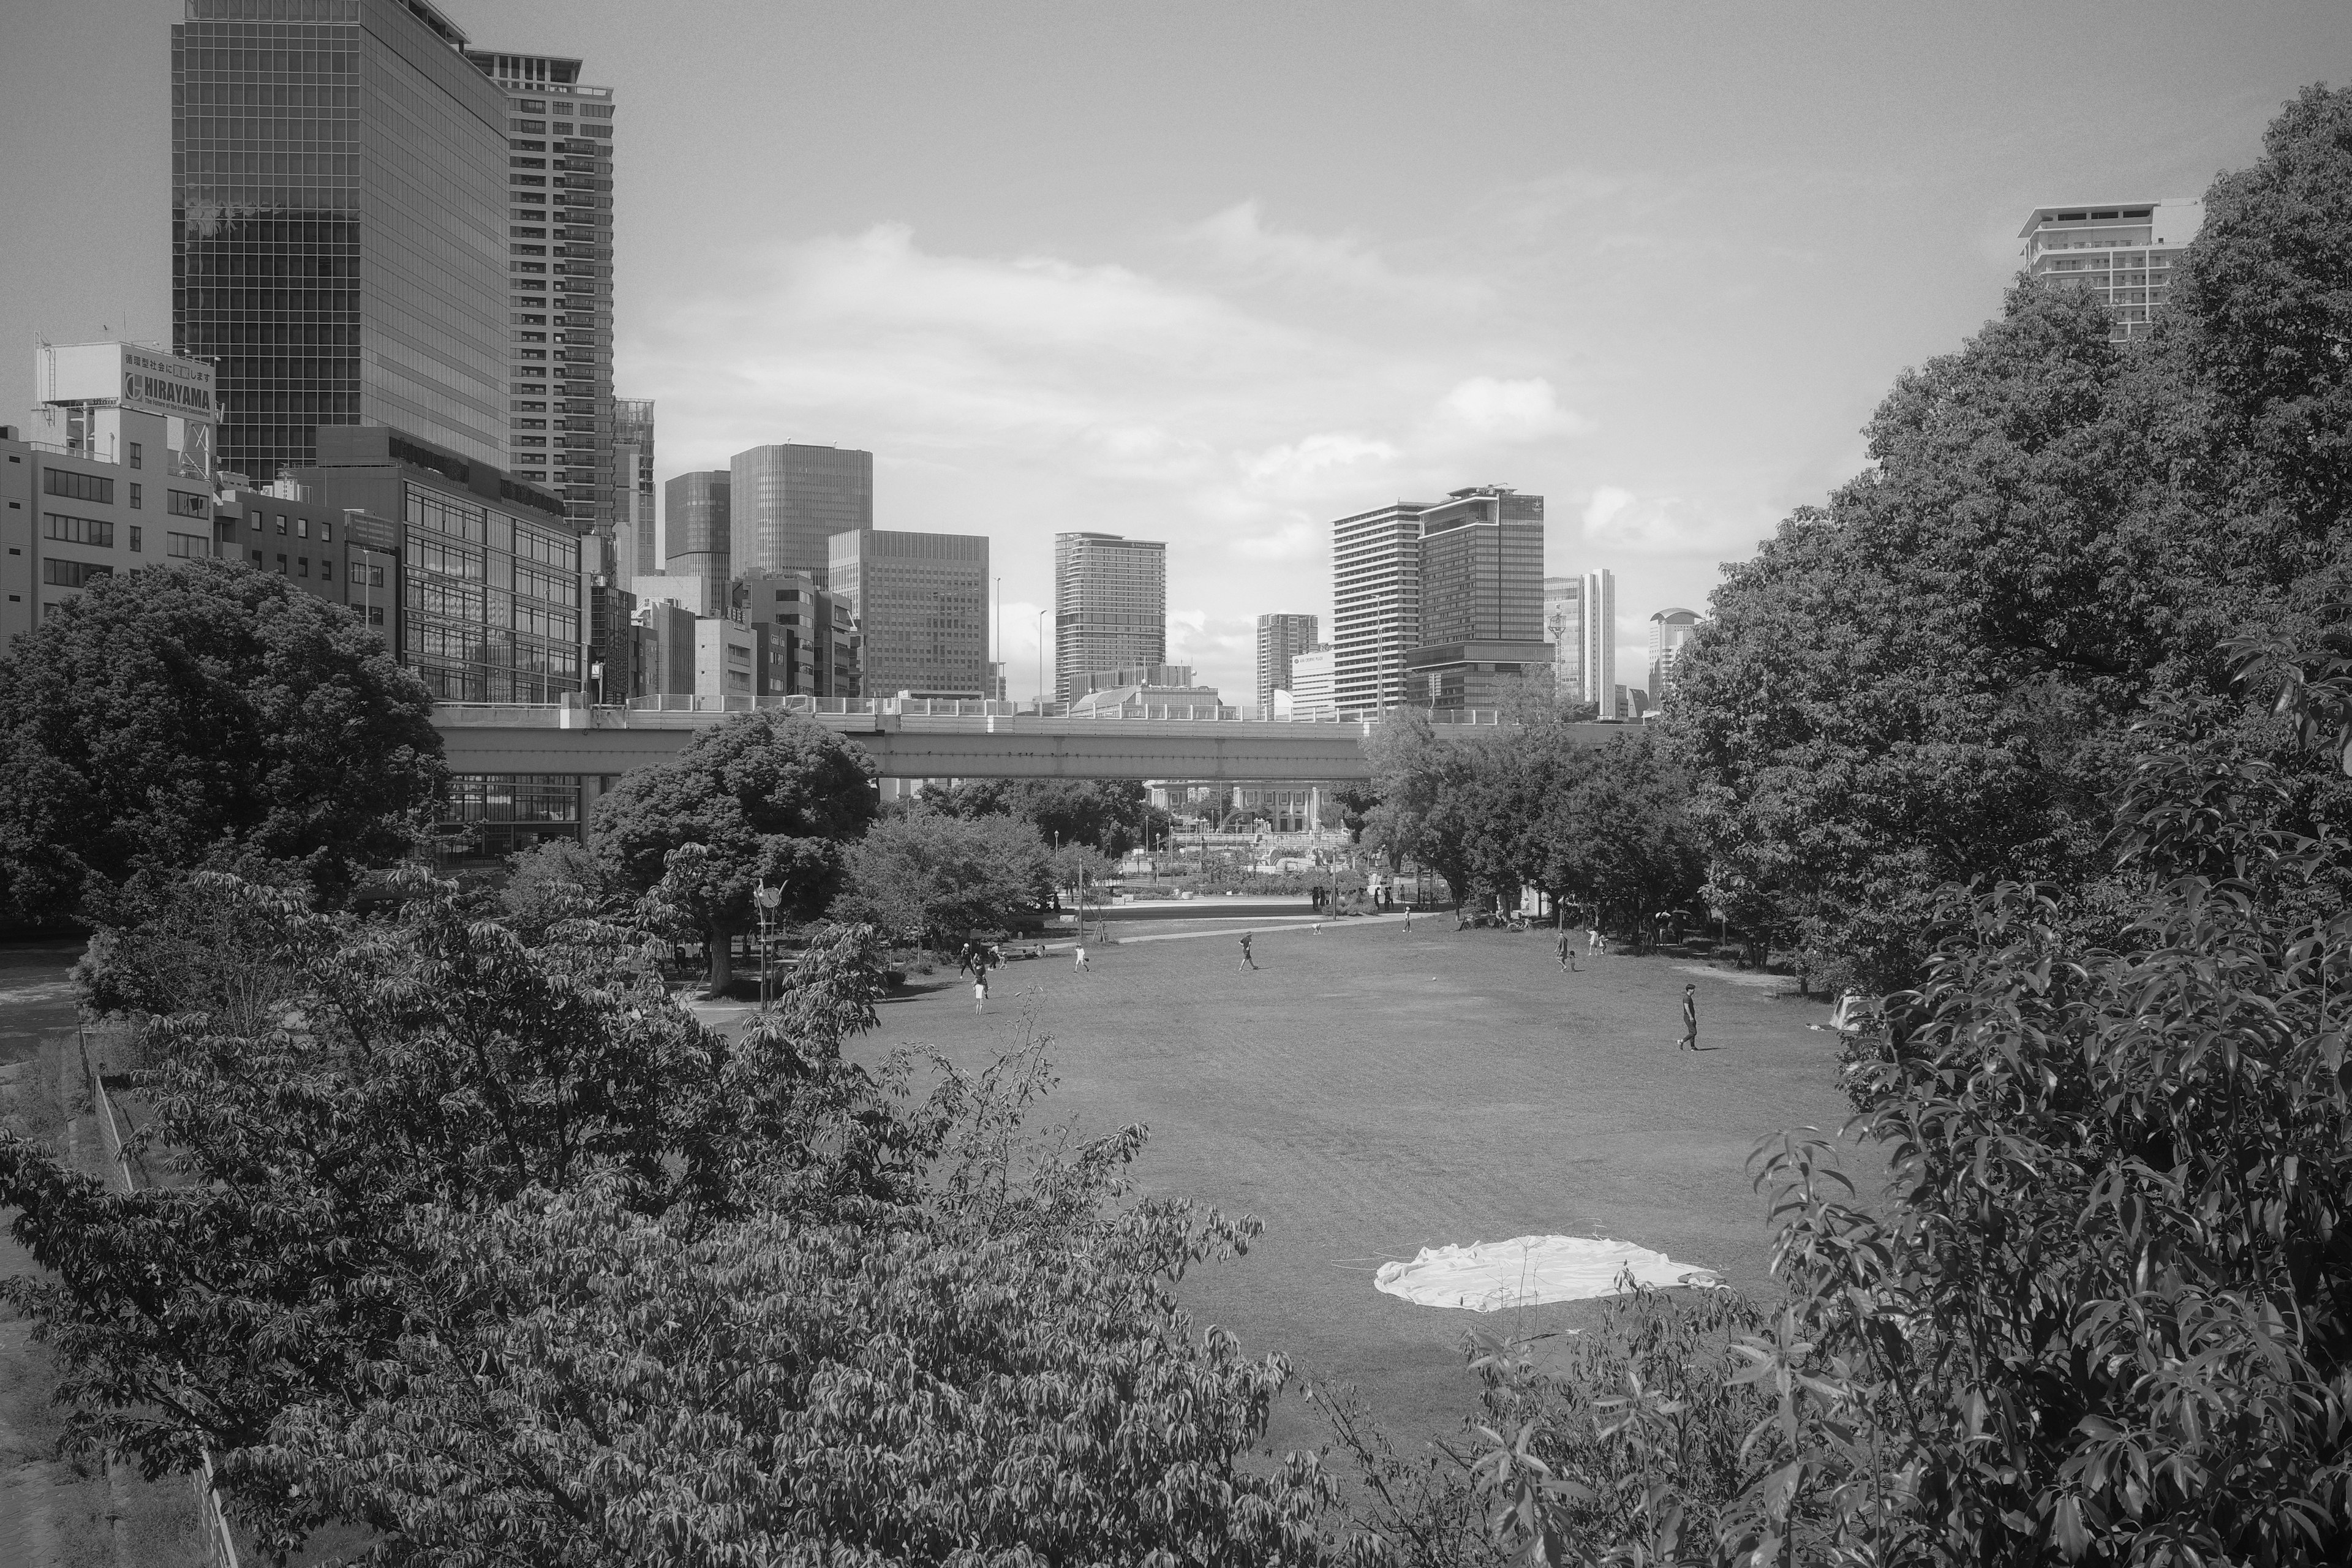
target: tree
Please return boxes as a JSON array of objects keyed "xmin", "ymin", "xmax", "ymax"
[
  {"xmin": 0, "ymin": 559, "xmax": 443, "ymax": 924},
  {"xmin": 832, "ymin": 809, "xmax": 1051, "ymax": 949},
  {"xmin": 921, "ymin": 777, "xmax": 1164, "ymax": 856},
  {"xmin": 1360, "ymin": 709, "xmax": 1477, "ymax": 876},
  {"xmin": 591, "ymin": 709, "xmax": 876, "ymax": 993}
]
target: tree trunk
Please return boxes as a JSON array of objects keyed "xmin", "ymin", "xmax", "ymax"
[{"xmin": 704, "ymin": 926, "xmax": 734, "ymax": 998}]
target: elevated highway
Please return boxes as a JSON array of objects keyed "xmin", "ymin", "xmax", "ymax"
[{"xmin": 431, "ymin": 699, "xmax": 1628, "ymax": 782}]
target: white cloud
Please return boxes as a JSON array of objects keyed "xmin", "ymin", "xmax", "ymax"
[
  {"xmin": 1581, "ymin": 485, "xmax": 1763, "ymax": 556},
  {"xmin": 1180, "ymin": 200, "xmax": 1487, "ymax": 310},
  {"xmin": 1425, "ymin": 376, "xmax": 1593, "ymax": 447}
]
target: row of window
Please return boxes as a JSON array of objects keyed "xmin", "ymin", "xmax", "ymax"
[{"xmin": 246, "ymin": 549, "xmax": 332, "ymax": 581}]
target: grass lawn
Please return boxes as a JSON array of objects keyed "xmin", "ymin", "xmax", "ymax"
[{"xmin": 840, "ymin": 915, "xmax": 1866, "ymax": 1448}]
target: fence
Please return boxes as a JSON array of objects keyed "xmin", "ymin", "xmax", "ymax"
[{"xmin": 75, "ymin": 1020, "xmax": 243, "ymax": 1568}]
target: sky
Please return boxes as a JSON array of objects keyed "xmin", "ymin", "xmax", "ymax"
[{"xmin": 4, "ymin": 1, "xmax": 2346, "ymax": 701}]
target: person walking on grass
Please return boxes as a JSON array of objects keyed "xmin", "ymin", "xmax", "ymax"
[
  {"xmin": 1678, "ymin": 982, "xmax": 1699, "ymax": 1050},
  {"xmin": 1238, "ymin": 932, "xmax": 1259, "ymax": 971},
  {"xmin": 1074, "ymin": 941, "xmax": 1091, "ymax": 972},
  {"xmin": 1589, "ymin": 925, "xmax": 1606, "ymax": 957},
  {"xmin": 974, "ymin": 968, "xmax": 989, "ymax": 1014},
  {"xmin": 1556, "ymin": 926, "xmax": 1579, "ymax": 972}
]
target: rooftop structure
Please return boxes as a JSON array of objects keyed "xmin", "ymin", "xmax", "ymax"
[{"xmin": 2020, "ymin": 198, "xmax": 2203, "ymax": 341}]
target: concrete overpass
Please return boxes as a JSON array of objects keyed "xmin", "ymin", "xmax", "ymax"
[{"xmin": 431, "ymin": 699, "xmax": 1626, "ymax": 782}]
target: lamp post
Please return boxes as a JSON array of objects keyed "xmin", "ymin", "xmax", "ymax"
[
  {"xmin": 753, "ymin": 883, "xmax": 783, "ymax": 1012},
  {"xmin": 1035, "ymin": 606, "xmax": 1050, "ymax": 706}
]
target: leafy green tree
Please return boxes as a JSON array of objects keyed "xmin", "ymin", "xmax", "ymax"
[
  {"xmin": 1360, "ymin": 708, "xmax": 1477, "ymax": 876},
  {"xmin": 831, "ymin": 809, "xmax": 1050, "ymax": 949},
  {"xmin": 0, "ymin": 559, "xmax": 442, "ymax": 924},
  {"xmin": 921, "ymin": 777, "xmax": 1164, "ymax": 855},
  {"xmin": 591, "ymin": 708, "xmax": 876, "ymax": 993}
]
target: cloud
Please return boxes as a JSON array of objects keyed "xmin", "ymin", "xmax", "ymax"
[
  {"xmin": 1581, "ymin": 486, "xmax": 1766, "ymax": 556},
  {"xmin": 1180, "ymin": 200, "xmax": 1487, "ymax": 310},
  {"xmin": 1424, "ymin": 376, "xmax": 1593, "ymax": 447}
]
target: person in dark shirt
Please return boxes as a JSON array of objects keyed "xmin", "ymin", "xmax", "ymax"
[
  {"xmin": 1238, "ymin": 932, "xmax": 1259, "ymax": 971},
  {"xmin": 1679, "ymin": 984, "xmax": 1699, "ymax": 1050}
]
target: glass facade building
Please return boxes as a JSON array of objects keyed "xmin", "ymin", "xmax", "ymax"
[
  {"xmin": 461, "ymin": 49, "xmax": 619, "ymax": 554},
  {"xmin": 612, "ymin": 397, "xmax": 655, "ymax": 584},
  {"xmin": 1053, "ymin": 532, "xmax": 1166, "ymax": 701},
  {"xmin": 1254, "ymin": 612, "xmax": 1318, "ymax": 716},
  {"xmin": 399, "ymin": 480, "xmax": 583, "ymax": 701},
  {"xmin": 729, "ymin": 443, "xmax": 872, "ymax": 581},
  {"xmin": 661, "ymin": 469, "xmax": 729, "ymax": 616},
  {"xmin": 828, "ymin": 529, "xmax": 989, "ymax": 696},
  {"xmin": 172, "ymin": 0, "xmax": 508, "ymax": 479}
]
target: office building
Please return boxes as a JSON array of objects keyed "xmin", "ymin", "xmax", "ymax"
[
  {"xmin": 462, "ymin": 50, "xmax": 619, "ymax": 551},
  {"xmin": 4, "ymin": 344, "xmax": 225, "ymax": 645},
  {"xmin": 735, "ymin": 569, "xmax": 858, "ymax": 697},
  {"xmin": 1330, "ymin": 499, "xmax": 1435, "ymax": 717},
  {"xmin": 1286, "ymin": 645, "xmax": 1336, "ymax": 719},
  {"xmin": 173, "ymin": 0, "xmax": 508, "ymax": 478},
  {"xmin": 693, "ymin": 617, "xmax": 788, "ymax": 698},
  {"xmin": 587, "ymin": 580, "xmax": 638, "ymax": 703},
  {"xmin": 729, "ymin": 443, "xmax": 872, "ymax": 579},
  {"xmin": 1255, "ymin": 612, "xmax": 1319, "ymax": 718},
  {"xmin": 1403, "ymin": 486, "xmax": 1548, "ymax": 711},
  {"xmin": 1543, "ymin": 576, "xmax": 1583, "ymax": 699},
  {"xmin": 827, "ymin": 529, "xmax": 989, "ymax": 697},
  {"xmin": 1580, "ymin": 568, "xmax": 1616, "ymax": 709},
  {"xmin": 1648, "ymin": 608, "xmax": 1702, "ymax": 706},
  {"xmin": 635, "ymin": 599, "xmax": 696, "ymax": 696},
  {"xmin": 662, "ymin": 469, "xmax": 729, "ymax": 616},
  {"xmin": 611, "ymin": 398, "xmax": 655, "ymax": 587},
  {"xmin": 2021, "ymin": 200, "xmax": 2204, "ymax": 341},
  {"xmin": 1054, "ymin": 532, "xmax": 1166, "ymax": 701}
]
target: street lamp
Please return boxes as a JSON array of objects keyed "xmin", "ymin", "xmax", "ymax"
[
  {"xmin": 1035, "ymin": 606, "xmax": 1050, "ymax": 706},
  {"xmin": 753, "ymin": 883, "xmax": 783, "ymax": 1012}
]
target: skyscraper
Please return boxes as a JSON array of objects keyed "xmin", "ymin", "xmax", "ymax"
[
  {"xmin": 662, "ymin": 469, "xmax": 729, "ymax": 617},
  {"xmin": 1404, "ymin": 486, "xmax": 1548, "ymax": 711},
  {"xmin": 2020, "ymin": 200, "xmax": 2203, "ymax": 341},
  {"xmin": 1580, "ymin": 567, "xmax": 1616, "ymax": 709},
  {"xmin": 828, "ymin": 529, "xmax": 990, "ymax": 696},
  {"xmin": 611, "ymin": 398, "xmax": 655, "ymax": 587},
  {"xmin": 1330, "ymin": 500, "xmax": 1435, "ymax": 717},
  {"xmin": 1648, "ymin": 608, "xmax": 1702, "ymax": 705},
  {"xmin": 1544, "ymin": 576, "xmax": 1584, "ymax": 699},
  {"xmin": 173, "ymin": 0, "xmax": 508, "ymax": 479},
  {"xmin": 1255, "ymin": 612, "xmax": 1319, "ymax": 717},
  {"xmin": 1054, "ymin": 532, "xmax": 1166, "ymax": 700},
  {"xmin": 729, "ymin": 444, "xmax": 873, "ymax": 580},
  {"xmin": 462, "ymin": 50, "xmax": 619, "ymax": 552}
]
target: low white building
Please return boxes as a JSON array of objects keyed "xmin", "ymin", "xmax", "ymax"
[{"xmin": 1283, "ymin": 644, "xmax": 1336, "ymax": 718}]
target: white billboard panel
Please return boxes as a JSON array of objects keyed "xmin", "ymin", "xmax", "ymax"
[{"xmin": 37, "ymin": 342, "xmax": 217, "ymax": 420}]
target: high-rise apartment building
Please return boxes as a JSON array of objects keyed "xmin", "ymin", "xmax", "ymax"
[
  {"xmin": 1054, "ymin": 532, "xmax": 1166, "ymax": 701},
  {"xmin": 827, "ymin": 529, "xmax": 990, "ymax": 697},
  {"xmin": 173, "ymin": 0, "xmax": 508, "ymax": 479},
  {"xmin": 611, "ymin": 398, "xmax": 655, "ymax": 587},
  {"xmin": 662, "ymin": 469, "xmax": 729, "ymax": 616},
  {"xmin": 1544, "ymin": 576, "xmax": 1584, "ymax": 700},
  {"xmin": 1580, "ymin": 568, "xmax": 1616, "ymax": 709},
  {"xmin": 2021, "ymin": 199, "xmax": 2203, "ymax": 341},
  {"xmin": 1330, "ymin": 500, "xmax": 1434, "ymax": 717},
  {"xmin": 729, "ymin": 444, "xmax": 873, "ymax": 580},
  {"xmin": 462, "ymin": 50, "xmax": 619, "ymax": 555},
  {"xmin": 1404, "ymin": 486, "xmax": 1548, "ymax": 711},
  {"xmin": 1648, "ymin": 608, "xmax": 1702, "ymax": 706},
  {"xmin": 1255, "ymin": 612, "xmax": 1319, "ymax": 717}
]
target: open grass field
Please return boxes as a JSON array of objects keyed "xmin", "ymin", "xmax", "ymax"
[{"xmin": 839, "ymin": 914, "xmax": 1869, "ymax": 1447}]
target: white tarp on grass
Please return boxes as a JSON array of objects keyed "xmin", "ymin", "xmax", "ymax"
[{"xmin": 1374, "ymin": 1235, "xmax": 1722, "ymax": 1311}]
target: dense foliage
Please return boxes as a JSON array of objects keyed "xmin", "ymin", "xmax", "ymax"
[
  {"xmin": 1667, "ymin": 85, "xmax": 2352, "ymax": 993},
  {"xmin": 590, "ymin": 707, "xmax": 877, "ymax": 991},
  {"xmin": 832, "ymin": 807, "xmax": 1053, "ymax": 948},
  {"xmin": 917, "ymin": 776, "xmax": 1167, "ymax": 854},
  {"xmin": 0, "ymin": 559, "xmax": 442, "ymax": 925}
]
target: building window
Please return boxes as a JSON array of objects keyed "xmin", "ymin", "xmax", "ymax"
[
  {"xmin": 297, "ymin": 517, "xmax": 310, "ymax": 538},
  {"xmin": 42, "ymin": 559, "xmax": 111, "ymax": 587},
  {"xmin": 276, "ymin": 554, "xmax": 288, "ymax": 574},
  {"xmin": 129, "ymin": 442, "xmax": 143, "ymax": 470},
  {"xmin": 130, "ymin": 483, "xmax": 144, "ymax": 509},
  {"xmin": 168, "ymin": 533, "xmax": 210, "ymax": 559},
  {"xmin": 251, "ymin": 549, "xmax": 263, "ymax": 566},
  {"xmin": 320, "ymin": 559, "xmax": 333, "ymax": 582},
  {"xmin": 168, "ymin": 491, "xmax": 207, "ymax": 518},
  {"xmin": 276, "ymin": 514, "xmax": 288, "ymax": 535},
  {"xmin": 298, "ymin": 557, "xmax": 309, "ymax": 578},
  {"xmin": 44, "ymin": 513, "xmax": 114, "ymax": 546},
  {"xmin": 130, "ymin": 526, "xmax": 143, "ymax": 553},
  {"xmin": 45, "ymin": 470, "xmax": 111, "ymax": 504}
]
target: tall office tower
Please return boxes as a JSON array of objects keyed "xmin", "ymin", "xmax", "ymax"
[
  {"xmin": 663, "ymin": 469, "xmax": 729, "ymax": 616},
  {"xmin": 173, "ymin": 0, "xmax": 507, "ymax": 480},
  {"xmin": 462, "ymin": 50, "xmax": 618, "ymax": 549},
  {"xmin": 1648, "ymin": 608, "xmax": 1702, "ymax": 706},
  {"xmin": 1287, "ymin": 646, "xmax": 1336, "ymax": 719},
  {"xmin": 611, "ymin": 398, "xmax": 655, "ymax": 586},
  {"xmin": 729, "ymin": 443, "xmax": 873, "ymax": 579},
  {"xmin": 2021, "ymin": 199, "xmax": 2203, "ymax": 341},
  {"xmin": 1544, "ymin": 576, "xmax": 1585, "ymax": 699},
  {"xmin": 1054, "ymin": 532, "xmax": 1167, "ymax": 701},
  {"xmin": 1404, "ymin": 486, "xmax": 1548, "ymax": 710},
  {"xmin": 1330, "ymin": 500, "xmax": 1435, "ymax": 717},
  {"xmin": 1254, "ymin": 612, "xmax": 1319, "ymax": 717},
  {"xmin": 1580, "ymin": 567, "xmax": 1616, "ymax": 707},
  {"xmin": 828, "ymin": 529, "xmax": 990, "ymax": 696}
]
